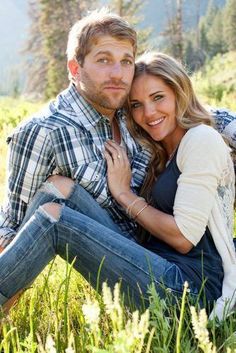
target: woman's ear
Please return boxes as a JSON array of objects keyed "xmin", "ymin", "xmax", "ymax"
[{"xmin": 68, "ymin": 59, "xmax": 80, "ymax": 80}]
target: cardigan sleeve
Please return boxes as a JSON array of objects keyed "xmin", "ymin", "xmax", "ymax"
[{"xmin": 174, "ymin": 125, "xmax": 228, "ymax": 246}]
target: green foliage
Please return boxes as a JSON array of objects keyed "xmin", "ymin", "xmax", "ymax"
[
  {"xmin": 26, "ymin": 0, "xmax": 98, "ymax": 99},
  {"xmin": 108, "ymin": 0, "xmax": 153, "ymax": 55},
  {"xmin": 1, "ymin": 259, "xmax": 236, "ymax": 352},
  {"xmin": 0, "ymin": 98, "xmax": 42, "ymax": 201},
  {"xmin": 224, "ymin": 0, "xmax": 236, "ymax": 51},
  {"xmin": 192, "ymin": 51, "xmax": 236, "ymax": 110}
]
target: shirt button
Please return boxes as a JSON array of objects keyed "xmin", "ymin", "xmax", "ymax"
[{"xmin": 94, "ymin": 174, "xmax": 100, "ymax": 181}]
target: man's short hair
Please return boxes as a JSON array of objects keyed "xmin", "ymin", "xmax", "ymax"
[{"xmin": 66, "ymin": 7, "xmax": 137, "ymax": 65}]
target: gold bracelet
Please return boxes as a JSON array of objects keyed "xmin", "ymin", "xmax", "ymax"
[
  {"xmin": 134, "ymin": 203, "xmax": 149, "ymax": 220},
  {"xmin": 126, "ymin": 197, "xmax": 145, "ymax": 217}
]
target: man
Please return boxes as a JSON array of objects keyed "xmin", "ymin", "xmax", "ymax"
[{"xmin": 0, "ymin": 8, "xmax": 151, "ymax": 252}]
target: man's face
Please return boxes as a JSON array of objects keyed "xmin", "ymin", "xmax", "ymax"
[{"xmin": 75, "ymin": 35, "xmax": 135, "ymax": 118}]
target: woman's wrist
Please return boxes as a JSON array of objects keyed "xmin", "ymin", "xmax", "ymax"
[
  {"xmin": 115, "ymin": 190, "xmax": 138, "ymax": 208},
  {"xmin": 115, "ymin": 191, "xmax": 149, "ymax": 220}
]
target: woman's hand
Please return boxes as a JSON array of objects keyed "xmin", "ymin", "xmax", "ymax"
[{"xmin": 104, "ymin": 140, "xmax": 132, "ymax": 201}]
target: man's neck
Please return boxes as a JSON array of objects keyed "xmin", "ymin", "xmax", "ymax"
[{"xmin": 75, "ymin": 84, "xmax": 116, "ymax": 122}]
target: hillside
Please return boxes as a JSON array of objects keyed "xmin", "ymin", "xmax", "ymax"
[{"xmin": 192, "ymin": 51, "xmax": 236, "ymax": 110}]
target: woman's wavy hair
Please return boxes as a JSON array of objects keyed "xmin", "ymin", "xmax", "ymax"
[{"xmin": 127, "ymin": 52, "xmax": 213, "ymax": 200}]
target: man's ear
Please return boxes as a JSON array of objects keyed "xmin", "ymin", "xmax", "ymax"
[{"xmin": 68, "ymin": 59, "xmax": 80, "ymax": 80}]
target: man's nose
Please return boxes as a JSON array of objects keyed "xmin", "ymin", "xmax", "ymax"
[{"xmin": 109, "ymin": 63, "xmax": 123, "ymax": 79}]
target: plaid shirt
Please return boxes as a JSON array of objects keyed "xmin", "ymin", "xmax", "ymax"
[
  {"xmin": 0, "ymin": 84, "xmax": 151, "ymax": 247},
  {"xmin": 210, "ymin": 107, "xmax": 236, "ymax": 172}
]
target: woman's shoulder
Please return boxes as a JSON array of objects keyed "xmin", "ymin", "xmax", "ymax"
[
  {"xmin": 181, "ymin": 124, "xmax": 227, "ymax": 152},
  {"xmin": 177, "ymin": 124, "xmax": 230, "ymax": 170}
]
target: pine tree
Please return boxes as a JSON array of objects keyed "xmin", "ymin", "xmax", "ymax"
[
  {"xmin": 161, "ymin": 0, "xmax": 184, "ymax": 61},
  {"xmin": 108, "ymin": 0, "xmax": 152, "ymax": 55},
  {"xmin": 23, "ymin": 0, "xmax": 48, "ymax": 97},
  {"xmin": 25, "ymin": 0, "xmax": 97, "ymax": 99},
  {"xmin": 224, "ymin": 0, "xmax": 236, "ymax": 51},
  {"xmin": 198, "ymin": 0, "xmax": 226, "ymax": 59}
]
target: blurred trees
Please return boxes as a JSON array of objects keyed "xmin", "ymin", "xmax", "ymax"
[
  {"xmin": 159, "ymin": 0, "xmax": 236, "ymax": 71},
  {"xmin": 224, "ymin": 0, "xmax": 236, "ymax": 51},
  {"xmin": 24, "ymin": 0, "xmax": 236, "ymax": 98},
  {"xmin": 25, "ymin": 0, "xmax": 97, "ymax": 99},
  {"xmin": 108, "ymin": 0, "xmax": 152, "ymax": 55}
]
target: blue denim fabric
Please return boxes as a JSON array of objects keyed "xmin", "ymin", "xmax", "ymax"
[
  {"xmin": 0, "ymin": 204, "xmax": 198, "ymax": 306},
  {"xmin": 20, "ymin": 181, "xmax": 123, "ymax": 236}
]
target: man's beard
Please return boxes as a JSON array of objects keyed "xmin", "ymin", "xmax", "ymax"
[{"xmin": 79, "ymin": 70, "xmax": 129, "ymax": 111}]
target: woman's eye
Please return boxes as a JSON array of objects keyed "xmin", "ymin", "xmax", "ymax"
[{"xmin": 154, "ymin": 95, "xmax": 163, "ymax": 101}]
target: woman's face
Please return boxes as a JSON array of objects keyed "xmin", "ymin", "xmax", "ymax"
[{"xmin": 129, "ymin": 74, "xmax": 183, "ymax": 149}]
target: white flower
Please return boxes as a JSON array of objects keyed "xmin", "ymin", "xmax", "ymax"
[{"xmin": 82, "ymin": 299, "xmax": 100, "ymax": 327}]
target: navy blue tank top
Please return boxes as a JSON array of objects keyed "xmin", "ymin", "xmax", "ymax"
[{"xmin": 145, "ymin": 152, "xmax": 223, "ymax": 301}]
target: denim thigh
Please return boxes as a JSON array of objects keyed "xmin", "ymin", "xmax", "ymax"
[
  {"xmin": 21, "ymin": 181, "xmax": 121, "ymax": 235},
  {"xmin": 55, "ymin": 206, "xmax": 196, "ymax": 304}
]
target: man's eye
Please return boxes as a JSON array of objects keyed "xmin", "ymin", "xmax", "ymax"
[
  {"xmin": 130, "ymin": 102, "xmax": 141, "ymax": 109},
  {"xmin": 122, "ymin": 59, "xmax": 133, "ymax": 65},
  {"xmin": 97, "ymin": 58, "xmax": 109, "ymax": 64}
]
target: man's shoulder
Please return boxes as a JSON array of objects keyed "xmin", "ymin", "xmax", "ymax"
[
  {"xmin": 9, "ymin": 101, "xmax": 82, "ymax": 139},
  {"xmin": 210, "ymin": 107, "xmax": 236, "ymax": 132}
]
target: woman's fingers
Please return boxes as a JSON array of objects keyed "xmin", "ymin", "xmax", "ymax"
[{"xmin": 105, "ymin": 140, "xmax": 128, "ymax": 163}]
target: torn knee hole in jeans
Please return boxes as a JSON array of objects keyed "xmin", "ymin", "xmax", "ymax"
[
  {"xmin": 41, "ymin": 181, "xmax": 67, "ymax": 199},
  {"xmin": 45, "ymin": 176, "xmax": 76, "ymax": 199},
  {"xmin": 38, "ymin": 203, "xmax": 63, "ymax": 223}
]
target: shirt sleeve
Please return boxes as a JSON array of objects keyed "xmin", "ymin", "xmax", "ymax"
[
  {"xmin": 0, "ymin": 123, "xmax": 55, "ymax": 246},
  {"xmin": 174, "ymin": 125, "xmax": 228, "ymax": 246},
  {"xmin": 211, "ymin": 108, "xmax": 236, "ymax": 148}
]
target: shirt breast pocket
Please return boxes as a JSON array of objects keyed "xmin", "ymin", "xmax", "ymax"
[{"xmin": 72, "ymin": 159, "xmax": 108, "ymax": 200}]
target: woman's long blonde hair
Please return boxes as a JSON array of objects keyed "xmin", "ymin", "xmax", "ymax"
[{"xmin": 127, "ymin": 52, "xmax": 213, "ymax": 200}]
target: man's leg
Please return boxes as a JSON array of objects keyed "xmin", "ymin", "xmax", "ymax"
[
  {"xmin": 0, "ymin": 202, "xmax": 194, "ymax": 309},
  {"xmin": 2, "ymin": 176, "xmax": 122, "ymax": 312},
  {"xmin": 21, "ymin": 176, "xmax": 121, "ymax": 233}
]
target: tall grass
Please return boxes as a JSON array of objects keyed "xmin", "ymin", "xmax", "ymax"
[{"xmin": 0, "ymin": 85, "xmax": 236, "ymax": 352}]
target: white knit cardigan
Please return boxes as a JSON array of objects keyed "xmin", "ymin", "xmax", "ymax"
[{"xmin": 174, "ymin": 124, "xmax": 236, "ymax": 321}]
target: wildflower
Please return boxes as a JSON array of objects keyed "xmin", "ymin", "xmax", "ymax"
[
  {"xmin": 102, "ymin": 282, "xmax": 123, "ymax": 330},
  {"xmin": 82, "ymin": 299, "xmax": 100, "ymax": 327},
  {"xmin": 190, "ymin": 306, "xmax": 216, "ymax": 353},
  {"xmin": 45, "ymin": 335, "xmax": 57, "ymax": 353}
]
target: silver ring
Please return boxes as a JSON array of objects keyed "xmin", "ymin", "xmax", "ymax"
[{"xmin": 117, "ymin": 154, "xmax": 121, "ymax": 159}]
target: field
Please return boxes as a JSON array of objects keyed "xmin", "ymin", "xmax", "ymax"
[{"xmin": 0, "ymin": 54, "xmax": 236, "ymax": 352}]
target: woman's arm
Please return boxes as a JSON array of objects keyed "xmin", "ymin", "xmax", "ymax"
[{"xmin": 104, "ymin": 140, "xmax": 193, "ymax": 254}]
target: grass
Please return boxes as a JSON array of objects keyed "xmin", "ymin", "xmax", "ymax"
[{"xmin": 0, "ymin": 57, "xmax": 236, "ymax": 352}]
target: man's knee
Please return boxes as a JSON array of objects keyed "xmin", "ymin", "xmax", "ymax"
[
  {"xmin": 41, "ymin": 202, "xmax": 62, "ymax": 221},
  {"xmin": 46, "ymin": 175, "xmax": 75, "ymax": 199}
]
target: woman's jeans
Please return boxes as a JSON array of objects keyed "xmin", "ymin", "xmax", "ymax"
[{"xmin": 0, "ymin": 183, "xmax": 198, "ymax": 307}]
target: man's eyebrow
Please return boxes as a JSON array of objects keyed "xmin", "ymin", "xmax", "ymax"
[{"xmin": 94, "ymin": 51, "xmax": 134, "ymax": 59}]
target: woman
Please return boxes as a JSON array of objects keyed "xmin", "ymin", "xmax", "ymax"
[{"xmin": 0, "ymin": 53, "xmax": 235, "ymax": 320}]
